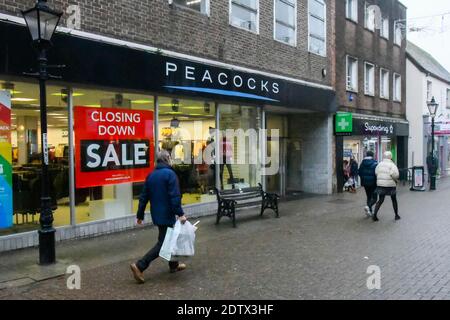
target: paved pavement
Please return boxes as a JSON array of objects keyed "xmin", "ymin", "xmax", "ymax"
[{"xmin": 1, "ymin": 179, "xmax": 450, "ymax": 300}]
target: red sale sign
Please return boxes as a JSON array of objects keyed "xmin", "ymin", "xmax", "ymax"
[{"xmin": 74, "ymin": 106, "xmax": 154, "ymax": 188}]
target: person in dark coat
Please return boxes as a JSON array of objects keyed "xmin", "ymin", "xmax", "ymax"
[
  {"xmin": 130, "ymin": 150, "xmax": 187, "ymax": 284},
  {"xmin": 349, "ymin": 156, "xmax": 359, "ymax": 193},
  {"xmin": 358, "ymin": 151, "xmax": 378, "ymax": 216}
]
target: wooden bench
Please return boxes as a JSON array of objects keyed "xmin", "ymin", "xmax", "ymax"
[{"xmin": 214, "ymin": 183, "xmax": 280, "ymax": 227}]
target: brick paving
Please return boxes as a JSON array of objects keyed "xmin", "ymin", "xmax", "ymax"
[{"xmin": 1, "ymin": 179, "xmax": 450, "ymax": 300}]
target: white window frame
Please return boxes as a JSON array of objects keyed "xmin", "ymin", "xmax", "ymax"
[
  {"xmin": 393, "ymin": 73, "xmax": 402, "ymax": 102},
  {"xmin": 346, "ymin": 55, "xmax": 359, "ymax": 93},
  {"xmin": 308, "ymin": 0, "xmax": 327, "ymax": 57},
  {"xmin": 380, "ymin": 68, "xmax": 390, "ymax": 100},
  {"xmin": 381, "ymin": 17, "xmax": 389, "ymax": 39},
  {"xmin": 229, "ymin": 0, "xmax": 260, "ymax": 34},
  {"xmin": 394, "ymin": 21, "xmax": 403, "ymax": 46},
  {"xmin": 169, "ymin": 0, "xmax": 211, "ymax": 16},
  {"xmin": 274, "ymin": 0, "xmax": 297, "ymax": 47},
  {"xmin": 447, "ymin": 88, "xmax": 450, "ymax": 109},
  {"xmin": 345, "ymin": 0, "xmax": 358, "ymax": 23},
  {"xmin": 364, "ymin": 62, "xmax": 375, "ymax": 96},
  {"xmin": 364, "ymin": 2, "xmax": 375, "ymax": 32}
]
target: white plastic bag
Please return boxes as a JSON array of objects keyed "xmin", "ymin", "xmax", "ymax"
[
  {"xmin": 159, "ymin": 222, "xmax": 182, "ymax": 262},
  {"xmin": 159, "ymin": 220, "xmax": 198, "ymax": 261},
  {"xmin": 172, "ymin": 220, "xmax": 197, "ymax": 258}
]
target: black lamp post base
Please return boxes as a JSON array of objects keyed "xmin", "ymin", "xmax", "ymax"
[{"xmin": 38, "ymin": 228, "xmax": 56, "ymax": 265}]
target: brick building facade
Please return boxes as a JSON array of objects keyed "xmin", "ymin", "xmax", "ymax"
[{"xmin": 334, "ymin": 0, "xmax": 409, "ymax": 191}]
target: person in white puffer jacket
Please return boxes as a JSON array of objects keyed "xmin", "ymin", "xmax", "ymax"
[{"xmin": 372, "ymin": 151, "xmax": 401, "ymax": 222}]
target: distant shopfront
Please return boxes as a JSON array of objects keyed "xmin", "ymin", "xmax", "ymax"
[
  {"xmin": 0, "ymin": 19, "xmax": 335, "ymax": 244},
  {"xmin": 335, "ymin": 113, "xmax": 409, "ymax": 191}
]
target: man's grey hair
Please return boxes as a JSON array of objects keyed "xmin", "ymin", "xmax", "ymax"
[
  {"xmin": 157, "ymin": 149, "xmax": 171, "ymax": 165},
  {"xmin": 384, "ymin": 151, "xmax": 392, "ymax": 160}
]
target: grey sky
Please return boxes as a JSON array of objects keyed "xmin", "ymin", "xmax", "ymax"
[{"xmin": 401, "ymin": 0, "xmax": 450, "ymax": 72}]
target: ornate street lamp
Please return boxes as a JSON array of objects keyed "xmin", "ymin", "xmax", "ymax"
[
  {"xmin": 22, "ymin": 0, "xmax": 62, "ymax": 265},
  {"xmin": 427, "ymin": 96, "xmax": 439, "ymax": 191}
]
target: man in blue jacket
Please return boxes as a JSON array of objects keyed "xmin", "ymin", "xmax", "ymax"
[
  {"xmin": 130, "ymin": 150, "xmax": 187, "ymax": 284},
  {"xmin": 358, "ymin": 151, "xmax": 378, "ymax": 217}
]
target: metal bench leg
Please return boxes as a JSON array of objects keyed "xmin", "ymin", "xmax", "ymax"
[
  {"xmin": 216, "ymin": 210, "xmax": 222, "ymax": 225},
  {"xmin": 232, "ymin": 207, "xmax": 236, "ymax": 228}
]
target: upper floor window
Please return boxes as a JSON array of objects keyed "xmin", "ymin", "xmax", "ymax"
[
  {"xmin": 394, "ymin": 22, "xmax": 403, "ymax": 45},
  {"xmin": 447, "ymin": 88, "xmax": 450, "ymax": 108},
  {"xmin": 393, "ymin": 73, "xmax": 401, "ymax": 102},
  {"xmin": 364, "ymin": 62, "xmax": 375, "ymax": 96},
  {"xmin": 347, "ymin": 55, "xmax": 358, "ymax": 92},
  {"xmin": 380, "ymin": 68, "xmax": 390, "ymax": 99},
  {"xmin": 172, "ymin": 0, "xmax": 210, "ymax": 15},
  {"xmin": 308, "ymin": 0, "xmax": 326, "ymax": 56},
  {"xmin": 427, "ymin": 80, "xmax": 433, "ymax": 101},
  {"xmin": 364, "ymin": 2, "xmax": 375, "ymax": 31},
  {"xmin": 346, "ymin": 0, "xmax": 358, "ymax": 22},
  {"xmin": 230, "ymin": 0, "xmax": 259, "ymax": 33},
  {"xmin": 274, "ymin": 0, "xmax": 297, "ymax": 46},
  {"xmin": 381, "ymin": 17, "xmax": 389, "ymax": 39}
]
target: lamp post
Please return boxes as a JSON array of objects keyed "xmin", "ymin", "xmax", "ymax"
[
  {"xmin": 427, "ymin": 96, "xmax": 439, "ymax": 191},
  {"xmin": 21, "ymin": 0, "xmax": 62, "ymax": 265}
]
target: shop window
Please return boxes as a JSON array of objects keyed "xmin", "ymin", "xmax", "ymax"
[
  {"xmin": 380, "ymin": 68, "xmax": 390, "ymax": 99},
  {"xmin": 346, "ymin": 55, "xmax": 358, "ymax": 92},
  {"xmin": 230, "ymin": 0, "xmax": 259, "ymax": 33},
  {"xmin": 364, "ymin": 62, "xmax": 375, "ymax": 96},
  {"xmin": 172, "ymin": 0, "xmax": 210, "ymax": 15},
  {"xmin": 158, "ymin": 97, "xmax": 216, "ymax": 205},
  {"xmin": 218, "ymin": 104, "xmax": 262, "ymax": 190},
  {"xmin": 364, "ymin": 2, "xmax": 375, "ymax": 31},
  {"xmin": 274, "ymin": 0, "xmax": 296, "ymax": 46},
  {"xmin": 345, "ymin": 0, "xmax": 358, "ymax": 22},
  {"xmin": 393, "ymin": 73, "xmax": 401, "ymax": 102},
  {"xmin": 0, "ymin": 81, "xmax": 70, "ymax": 235},
  {"xmin": 308, "ymin": 0, "xmax": 326, "ymax": 56},
  {"xmin": 73, "ymin": 88, "xmax": 155, "ymax": 223},
  {"xmin": 381, "ymin": 17, "xmax": 389, "ymax": 39}
]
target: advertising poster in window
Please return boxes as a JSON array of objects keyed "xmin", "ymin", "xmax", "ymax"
[
  {"xmin": 0, "ymin": 90, "xmax": 12, "ymax": 228},
  {"xmin": 74, "ymin": 106, "xmax": 154, "ymax": 188}
]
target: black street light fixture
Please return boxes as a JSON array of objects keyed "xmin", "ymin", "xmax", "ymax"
[
  {"xmin": 427, "ymin": 96, "xmax": 439, "ymax": 191},
  {"xmin": 22, "ymin": 0, "xmax": 62, "ymax": 265}
]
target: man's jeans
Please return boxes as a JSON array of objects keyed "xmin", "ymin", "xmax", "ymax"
[{"xmin": 136, "ymin": 225, "xmax": 179, "ymax": 272}]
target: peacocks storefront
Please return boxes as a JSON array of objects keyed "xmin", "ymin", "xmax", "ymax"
[{"xmin": 0, "ymin": 17, "xmax": 336, "ymax": 251}]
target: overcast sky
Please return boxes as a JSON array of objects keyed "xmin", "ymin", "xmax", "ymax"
[{"xmin": 401, "ymin": 0, "xmax": 450, "ymax": 72}]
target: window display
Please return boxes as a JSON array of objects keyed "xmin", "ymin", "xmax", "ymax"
[{"xmin": 158, "ymin": 97, "xmax": 216, "ymax": 205}]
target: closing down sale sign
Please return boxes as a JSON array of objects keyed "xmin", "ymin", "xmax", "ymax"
[{"xmin": 74, "ymin": 106, "xmax": 154, "ymax": 188}]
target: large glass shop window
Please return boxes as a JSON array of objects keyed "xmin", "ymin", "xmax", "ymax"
[
  {"xmin": 0, "ymin": 80, "xmax": 69, "ymax": 235},
  {"xmin": 158, "ymin": 97, "xmax": 216, "ymax": 205},
  {"xmin": 73, "ymin": 88, "xmax": 154, "ymax": 223},
  {"xmin": 218, "ymin": 104, "xmax": 262, "ymax": 190}
]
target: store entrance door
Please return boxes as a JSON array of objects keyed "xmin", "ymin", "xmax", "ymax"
[{"xmin": 265, "ymin": 114, "xmax": 303, "ymax": 197}]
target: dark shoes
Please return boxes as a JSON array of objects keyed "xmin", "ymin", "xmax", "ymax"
[
  {"xmin": 395, "ymin": 215, "xmax": 401, "ymax": 221},
  {"xmin": 372, "ymin": 215, "xmax": 379, "ymax": 222},
  {"xmin": 130, "ymin": 263, "xmax": 145, "ymax": 284}
]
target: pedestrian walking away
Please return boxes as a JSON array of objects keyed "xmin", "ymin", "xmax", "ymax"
[
  {"xmin": 372, "ymin": 151, "xmax": 401, "ymax": 222},
  {"xmin": 358, "ymin": 151, "xmax": 378, "ymax": 217},
  {"xmin": 130, "ymin": 150, "xmax": 187, "ymax": 284},
  {"xmin": 349, "ymin": 156, "xmax": 359, "ymax": 193}
]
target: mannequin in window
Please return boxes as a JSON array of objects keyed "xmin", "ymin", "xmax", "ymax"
[{"xmin": 220, "ymin": 136, "xmax": 235, "ymax": 189}]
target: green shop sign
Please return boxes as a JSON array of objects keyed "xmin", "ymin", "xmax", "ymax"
[{"xmin": 335, "ymin": 112, "xmax": 353, "ymax": 135}]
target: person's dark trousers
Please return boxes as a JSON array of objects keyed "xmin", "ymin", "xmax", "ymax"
[
  {"xmin": 373, "ymin": 195, "xmax": 399, "ymax": 218},
  {"xmin": 136, "ymin": 225, "xmax": 179, "ymax": 272},
  {"xmin": 364, "ymin": 185, "xmax": 378, "ymax": 212}
]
